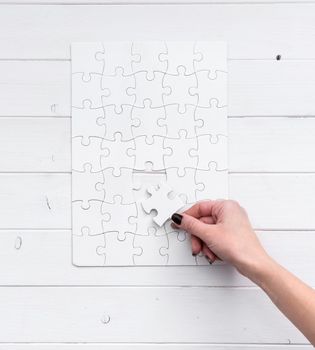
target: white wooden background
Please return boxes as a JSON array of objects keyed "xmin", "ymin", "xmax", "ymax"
[{"xmin": 0, "ymin": 1, "xmax": 314, "ymax": 348}]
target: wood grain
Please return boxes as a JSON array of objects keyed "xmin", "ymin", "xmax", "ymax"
[
  {"xmin": 0, "ymin": 230, "xmax": 314, "ymax": 286},
  {"xmin": 1, "ymin": 117, "xmax": 315, "ymax": 172},
  {"xmin": 1, "ymin": 60, "xmax": 315, "ymax": 117},
  {"xmin": 0, "ymin": 345, "xmax": 312, "ymax": 349},
  {"xmin": 0, "ymin": 286, "xmax": 307, "ymax": 343},
  {"xmin": 0, "ymin": 4, "xmax": 314, "ymax": 59},
  {"xmin": 0, "ymin": 173, "xmax": 314, "ymax": 230}
]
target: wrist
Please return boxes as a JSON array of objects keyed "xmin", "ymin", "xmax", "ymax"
[{"xmin": 237, "ymin": 253, "xmax": 278, "ymax": 287}]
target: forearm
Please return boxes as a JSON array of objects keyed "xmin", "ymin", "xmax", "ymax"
[{"xmin": 249, "ymin": 256, "xmax": 315, "ymax": 345}]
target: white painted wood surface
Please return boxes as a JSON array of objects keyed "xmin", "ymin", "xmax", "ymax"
[{"xmin": 0, "ymin": 1, "xmax": 314, "ymax": 347}]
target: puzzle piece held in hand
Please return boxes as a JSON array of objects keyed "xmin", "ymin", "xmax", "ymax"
[{"xmin": 141, "ymin": 183, "xmax": 185, "ymax": 226}]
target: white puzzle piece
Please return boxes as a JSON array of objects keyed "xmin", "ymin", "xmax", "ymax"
[
  {"xmin": 95, "ymin": 42, "xmax": 140, "ymax": 76},
  {"xmin": 189, "ymin": 70, "xmax": 227, "ymax": 108},
  {"xmin": 141, "ymin": 183, "xmax": 185, "ymax": 226},
  {"xmin": 72, "ymin": 164, "xmax": 104, "ymax": 209},
  {"xmin": 72, "ymin": 200, "xmax": 110, "ymax": 236},
  {"xmin": 127, "ymin": 71, "xmax": 171, "ymax": 108},
  {"xmin": 158, "ymin": 104, "xmax": 202, "ymax": 139},
  {"xmin": 72, "ymin": 102, "xmax": 105, "ymax": 144},
  {"xmin": 133, "ymin": 230, "xmax": 169, "ymax": 265},
  {"xmin": 160, "ymin": 231, "xmax": 197, "ymax": 265},
  {"xmin": 159, "ymin": 42, "xmax": 202, "ymax": 75},
  {"xmin": 163, "ymin": 130, "xmax": 198, "ymax": 175},
  {"xmin": 131, "ymin": 41, "xmax": 167, "ymax": 80},
  {"xmin": 71, "ymin": 42, "xmax": 104, "ymax": 80},
  {"xmin": 195, "ymin": 164, "xmax": 228, "ymax": 201},
  {"xmin": 72, "ymin": 231, "xmax": 105, "ymax": 266},
  {"xmin": 97, "ymin": 232, "xmax": 142, "ymax": 266},
  {"xmin": 95, "ymin": 168, "xmax": 135, "ymax": 204},
  {"xmin": 101, "ymin": 195, "xmax": 138, "ymax": 239},
  {"xmin": 72, "ymin": 136, "xmax": 106, "ymax": 171},
  {"xmin": 101, "ymin": 133, "xmax": 135, "ymax": 175},
  {"xmin": 98, "ymin": 105, "xmax": 139, "ymax": 141},
  {"xmin": 72, "ymin": 72, "xmax": 109, "ymax": 109},
  {"xmin": 71, "ymin": 41, "xmax": 228, "ymax": 266},
  {"xmin": 101, "ymin": 68, "xmax": 136, "ymax": 113},
  {"xmin": 162, "ymin": 66, "xmax": 198, "ymax": 112},
  {"xmin": 166, "ymin": 168, "xmax": 197, "ymax": 204},
  {"xmin": 195, "ymin": 101, "xmax": 228, "ymax": 137},
  {"xmin": 194, "ymin": 41, "xmax": 227, "ymax": 77},
  {"xmin": 190, "ymin": 134, "xmax": 228, "ymax": 171},
  {"xmin": 131, "ymin": 99, "xmax": 167, "ymax": 142},
  {"xmin": 127, "ymin": 135, "xmax": 171, "ymax": 171}
]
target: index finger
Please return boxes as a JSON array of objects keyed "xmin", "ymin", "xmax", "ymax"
[{"xmin": 183, "ymin": 200, "xmax": 218, "ymax": 219}]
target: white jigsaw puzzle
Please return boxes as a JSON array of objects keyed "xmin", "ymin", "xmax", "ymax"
[{"xmin": 72, "ymin": 41, "xmax": 228, "ymax": 266}]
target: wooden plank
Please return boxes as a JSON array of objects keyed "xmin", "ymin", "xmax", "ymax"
[
  {"xmin": 0, "ymin": 344, "xmax": 311, "ymax": 349},
  {"xmin": 1, "ymin": 60, "xmax": 315, "ymax": 117},
  {"xmin": 229, "ymin": 117, "xmax": 315, "ymax": 172},
  {"xmin": 2, "ymin": 0, "xmax": 315, "ymax": 4},
  {"xmin": 0, "ymin": 4, "xmax": 314, "ymax": 59},
  {"xmin": 0, "ymin": 230, "xmax": 314, "ymax": 286},
  {"xmin": 1, "ymin": 117, "xmax": 315, "ymax": 172},
  {"xmin": 0, "ymin": 287, "xmax": 307, "ymax": 343},
  {"xmin": 0, "ymin": 117, "xmax": 70, "ymax": 172},
  {"xmin": 0, "ymin": 173, "xmax": 314, "ymax": 230},
  {"xmin": 0, "ymin": 173, "xmax": 71, "ymax": 229},
  {"xmin": 0, "ymin": 61, "xmax": 69, "ymax": 117}
]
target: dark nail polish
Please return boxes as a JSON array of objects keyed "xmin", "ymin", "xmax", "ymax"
[
  {"xmin": 192, "ymin": 253, "xmax": 197, "ymax": 257},
  {"xmin": 171, "ymin": 213, "xmax": 183, "ymax": 225},
  {"xmin": 206, "ymin": 257, "xmax": 213, "ymax": 265}
]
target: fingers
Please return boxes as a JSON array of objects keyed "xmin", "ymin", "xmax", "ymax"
[
  {"xmin": 202, "ymin": 244, "xmax": 217, "ymax": 264},
  {"xmin": 200, "ymin": 216, "xmax": 215, "ymax": 225},
  {"xmin": 191, "ymin": 235, "xmax": 202, "ymax": 256}
]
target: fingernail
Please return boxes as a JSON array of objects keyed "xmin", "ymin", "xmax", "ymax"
[
  {"xmin": 171, "ymin": 213, "xmax": 183, "ymax": 225},
  {"xmin": 192, "ymin": 253, "xmax": 197, "ymax": 257},
  {"xmin": 207, "ymin": 257, "xmax": 213, "ymax": 265}
]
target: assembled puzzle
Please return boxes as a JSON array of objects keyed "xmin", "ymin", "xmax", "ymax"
[{"xmin": 71, "ymin": 41, "xmax": 228, "ymax": 266}]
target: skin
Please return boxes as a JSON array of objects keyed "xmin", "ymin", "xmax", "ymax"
[{"xmin": 172, "ymin": 200, "xmax": 315, "ymax": 345}]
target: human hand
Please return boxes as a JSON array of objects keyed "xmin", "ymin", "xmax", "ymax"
[{"xmin": 171, "ymin": 200, "xmax": 271, "ymax": 278}]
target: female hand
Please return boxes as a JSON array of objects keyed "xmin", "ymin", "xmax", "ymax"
[{"xmin": 171, "ymin": 200, "xmax": 270, "ymax": 279}]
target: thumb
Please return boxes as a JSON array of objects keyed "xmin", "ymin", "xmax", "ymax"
[{"xmin": 171, "ymin": 213, "xmax": 216, "ymax": 243}]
